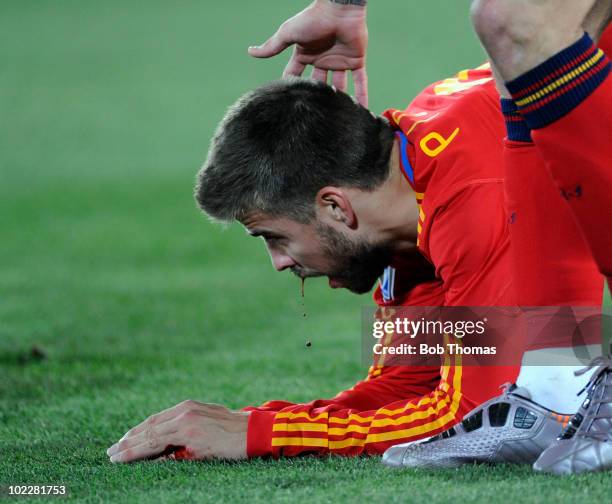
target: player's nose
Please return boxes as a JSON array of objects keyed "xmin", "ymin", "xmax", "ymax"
[{"xmin": 269, "ymin": 249, "xmax": 296, "ymax": 271}]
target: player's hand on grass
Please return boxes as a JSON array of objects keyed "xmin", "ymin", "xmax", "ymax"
[
  {"xmin": 470, "ymin": 0, "xmax": 602, "ymax": 80},
  {"xmin": 106, "ymin": 401, "xmax": 249, "ymax": 463},
  {"xmin": 248, "ymin": 0, "xmax": 369, "ymax": 107}
]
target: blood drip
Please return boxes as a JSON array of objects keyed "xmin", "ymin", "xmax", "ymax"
[
  {"xmin": 301, "ymin": 277, "xmax": 306, "ymax": 318},
  {"xmin": 157, "ymin": 445, "xmax": 195, "ymax": 461},
  {"xmin": 172, "ymin": 447, "xmax": 195, "ymax": 460}
]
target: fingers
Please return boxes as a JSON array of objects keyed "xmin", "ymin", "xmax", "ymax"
[
  {"xmin": 109, "ymin": 439, "xmax": 171, "ymax": 463},
  {"xmin": 311, "ymin": 67, "xmax": 328, "ymax": 83},
  {"xmin": 108, "ymin": 421, "xmax": 180, "ymax": 463},
  {"xmin": 108, "ymin": 420, "xmax": 178, "ymax": 458},
  {"xmin": 332, "ymin": 70, "xmax": 348, "ymax": 93},
  {"xmin": 283, "ymin": 48, "xmax": 306, "ymax": 77},
  {"xmin": 118, "ymin": 400, "xmax": 194, "ymax": 440},
  {"xmin": 248, "ymin": 29, "xmax": 292, "ymax": 59},
  {"xmin": 352, "ymin": 67, "xmax": 369, "ymax": 108}
]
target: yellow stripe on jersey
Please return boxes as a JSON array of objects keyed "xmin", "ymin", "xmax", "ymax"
[
  {"xmin": 273, "ymin": 422, "xmax": 328, "ymax": 433},
  {"xmin": 271, "ymin": 437, "xmax": 328, "ymax": 448},
  {"xmin": 328, "ymin": 424, "xmax": 370, "ymax": 436},
  {"xmin": 434, "ymin": 77, "xmax": 493, "ymax": 96},
  {"xmin": 329, "ymin": 437, "xmax": 369, "ymax": 450},
  {"xmin": 275, "ymin": 411, "xmax": 328, "ymax": 422},
  {"xmin": 366, "ymin": 354, "xmax": 463, "ymax": 443},
  {"xmin": 272, "ymin": 340, "xmax": 463, "ymax": 451},
  {"xmin": 515, "ymin": 49, "xmax": 605, "ymax": 106}
]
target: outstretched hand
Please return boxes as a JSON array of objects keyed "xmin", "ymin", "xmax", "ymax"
[
  {"xmin": 107, "ymin": 401, "xmax": 249, "ymax": 463},
  {"xmin": 248, "ymin": 0, "xmax": 369, "ymax": 107}
]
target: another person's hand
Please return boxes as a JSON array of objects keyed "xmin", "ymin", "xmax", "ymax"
[
  {"xmin": 106, "ymin": 401, "xmax": 249, "ymax": 463},
  {"xmin": 248, "ymin": 0, "xmax": 369, "ymax": 106}
]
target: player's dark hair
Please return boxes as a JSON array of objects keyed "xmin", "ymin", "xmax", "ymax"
[{"xmin": 195, "ymin": 78, "xmax": 395, "ymax": 223}]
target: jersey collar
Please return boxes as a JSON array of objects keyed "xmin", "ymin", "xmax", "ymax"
[{"xmin": 395, "ymin": 130, "xmax": 415, "ymax": 187}]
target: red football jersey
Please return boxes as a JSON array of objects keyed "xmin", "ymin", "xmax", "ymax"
[{"xmin": 376, "ymin": 64, "xmax": 512, "ymax": 308}]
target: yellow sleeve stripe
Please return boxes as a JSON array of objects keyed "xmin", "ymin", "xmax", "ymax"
[
  {"xmin": 272, "ymin": 437, "xmax": 328, "ymax": 448},
  {"xmin": 329, "ymin": 436, "xmax": 368, "ymax": 450},
  {"xmin": 329, "ymin": 424, "xmax": 370, "ymax": 436},
  {"xmin": 271, "ymin": 392, "xmax": 462, "ymax": 450},
  {"xmin": 370, "ymin": 394, "xmax": 452, "ymax": 429},
  {"xmin": 365, "ymin": 403, "xmax": 461, "ymax": 444},
  {"xmin": 328, "ymin": 414, "xmax": 374, "ymax": 425},
  {"xmin": 275, "ymin": 385, "xmax": 449, "ymax": 430},
  {"xmin": 515, "ymin": 49, "xmax": 605, "ymax": 106},
  {"xmin": 275, "ymin": 411, "xmax": 328, "ymax": 422},
  {"xmin": 273, "ymin": 422, "xmax": 328, "ymax": 433},
  {"xmin": 272, "ymin": 351, "xmax": 463, "ymax": 450},
  {"xmin": 366, "ymin": 364, "xmax": 463, "ymax": 443},
  {"xmin": 328, "ymin": 389, "xmax": 461, "ymax": 448}
]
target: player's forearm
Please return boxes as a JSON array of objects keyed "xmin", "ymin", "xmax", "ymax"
[
  {"xmin": 246, "ymin": 357, "xmax": 472, "ymax": 458},
  {"xmin": 330, "ymin": 364, "xmax": 440, "ymax": 410}
]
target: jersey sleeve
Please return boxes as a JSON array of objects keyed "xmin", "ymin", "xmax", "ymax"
[
  {"xmin": 242, "ymin": 363, "xmax": 440, "ymax": 457},
  {"xmin": 426, "ymin": 182, "xmax": 513, "ymax": 306},
  {"xmin": 243, "ymin": 349, "xmax": 518, "ymax": 457}
]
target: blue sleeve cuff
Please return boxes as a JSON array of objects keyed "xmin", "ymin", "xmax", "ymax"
[
  {"xmin": 505, "ymin": 33, "xmax": 611, "ymax": 129},
  {"xmin": 500, "ymin": 98, "xmax": 532, "ymax": 142}
]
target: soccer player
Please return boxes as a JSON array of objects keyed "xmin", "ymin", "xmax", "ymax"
[
  {"xmin": 105, "ymin": 1, "xmax": 609, "ymax": 466},
  {"xmin": 249, "ymin": 0, "xmax": 612, "ymax": 474},
  {"xmin": 107, "ymin": 67, "xmax": 528, "ymax": 462},
  {"xmin": 108, "ymin": 56, "xmax": 603, "ymax": 462}
]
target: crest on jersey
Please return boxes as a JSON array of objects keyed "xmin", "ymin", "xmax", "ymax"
[{"xmin": 380, "ymin": 266, "xmax": 396, "ymax": 302}]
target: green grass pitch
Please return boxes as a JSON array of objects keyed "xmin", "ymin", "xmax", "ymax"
[{"xmin": 1, "ymin": 1, "xmax": 610, "ymax": 502}]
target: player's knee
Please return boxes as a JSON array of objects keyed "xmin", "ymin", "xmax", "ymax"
[{"xmin": 470, "ymin": 0, "xmax": 506, "ymax": 43}]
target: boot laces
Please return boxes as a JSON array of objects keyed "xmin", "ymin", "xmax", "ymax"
[{"xmin": 573, "ymin": 354, "xmax": 612, "ymax": 441}]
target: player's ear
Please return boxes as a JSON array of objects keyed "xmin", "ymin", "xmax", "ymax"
[{"xmin": 315, "ymin": 187, "xmax": 357, "ymax": 229}]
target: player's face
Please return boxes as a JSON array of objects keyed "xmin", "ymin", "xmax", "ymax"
[{"xmin": 242, "ymin": 214, "xmax": 393, "ymax": 294}]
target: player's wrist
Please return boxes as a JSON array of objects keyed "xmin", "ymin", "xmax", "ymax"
[
  {"xmin": 505, "ymin": 33, "xmax": 611, "ymax": 129},
  {"xmin": 246, "ymin": 410, "xmax": 275, "ymax": 458}
]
